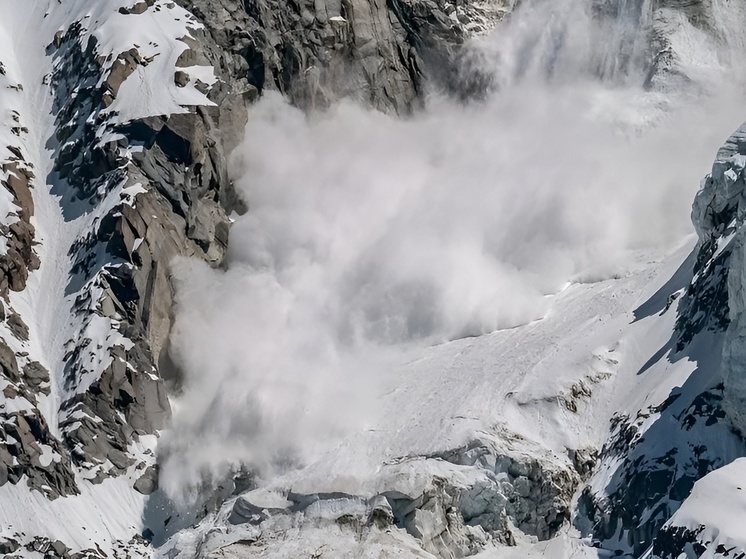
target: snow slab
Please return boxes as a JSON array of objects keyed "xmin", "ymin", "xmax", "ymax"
[{"xmin": 664, "ymin": 457, "xmax": 746, "ymax": 557}]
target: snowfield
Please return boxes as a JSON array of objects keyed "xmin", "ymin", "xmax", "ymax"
[{"xmin": 155, "ymin": 239, "xmax": 722, "ymax": 559}]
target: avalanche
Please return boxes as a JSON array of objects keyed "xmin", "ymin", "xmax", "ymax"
[{"xmin": 2, "ymin": 0, "xmax": 746, "ymax": 558}]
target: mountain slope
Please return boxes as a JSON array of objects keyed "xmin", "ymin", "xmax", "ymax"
[{"xmin": 1, "ymin": 1, "xmax": 746, "ymax": 558}]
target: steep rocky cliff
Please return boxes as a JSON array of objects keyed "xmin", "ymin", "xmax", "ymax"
[
  {"xmin": 694, "ymin": 123, "xmax": 746, "ymax": 437},
  {"xmin": 175, "ymin": 0, "xmax": 513, "ymax": 115}
]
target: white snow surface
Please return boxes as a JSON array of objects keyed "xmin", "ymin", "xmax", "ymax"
[
  {"xmin": 157, "ymin": 240, "xmax": 712, "ymax": 559},
  {"xmin": 278, "ymin": 243, "xmax": 696, "ymax": 495},
  {"xmin": 664, "ymin": 458, "xmax": 746, "ymax": 557}
]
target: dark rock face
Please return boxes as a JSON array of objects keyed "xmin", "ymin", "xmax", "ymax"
[
  {"xmin": 691, "ymin": 124, "xmax": 746, "ymax": 438},
  {"xmin": 673, "ymin": 127, "xmax": 746, "ymax": 352},
  {"xmin": 581, "ymin": 379, "xmax": 742, "ymax": 556},
  {"xmin": 174, "ymin": 0, "xmax": 507, "ymax": 116},
  {"xmin": 651, "ymin": 525, "xmax": 708, "ymax": 559},
  {"xmin": 8, "ymin": 536, "xmax": 90, "ymax": 559},
  {"xmin": 133, "ymin": 464, "xmax": 159, "ymax": 495},
  {"xmin": 0, "ymin": 538, "xmax": 20, "ymax": 555},
  {"xmin": 0, "ymin": 158, "xmax": 39, "ymax": 296},
  {"xmin": 43, "ymin": 13, "xmax": 239, "ymax": 484},
  {"xmin": 0, "ymin": 406, "xmax": 78, "ymax": 499}
]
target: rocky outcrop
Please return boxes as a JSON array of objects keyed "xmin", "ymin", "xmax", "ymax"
[
  {"xmin": 0, "ymin": 407, "xmax": 78, "ymax": 499},
  {"xmin": 0, "ymin": 158, "xmax": 39, "ymax": 296},
  {"xmin": 174, "ymin": 0, "xmax": 511, "ymax": 116},
  {"xmin": 651, "ymin": 525, "xmax": 709, "ymax": 559},
  {"xmin": 674, "ymin": 127, "xmax": 746, "ymax": 353},
  {"xmin": 43, "ymin": 6, "xmax": 239, "ymax": 485}
]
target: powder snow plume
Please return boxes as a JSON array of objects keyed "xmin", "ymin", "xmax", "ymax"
[{"xmin": 158, "ymin": 0, "xmax": 746, "ymax": 498}]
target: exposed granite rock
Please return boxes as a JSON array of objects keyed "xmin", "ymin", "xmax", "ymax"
[
  {"xmin": 0, "ymin": 327, "xmax": 78, "ymax": 498},
  {"xmin": 0, "ymin": 408, "xmax": 78, "ymax": 498},
  {"xmin": 102, "ymin": 48, "xmax": 143, "ymax": 106},
  {"xmin": 581, "ymin": 370, "xmax": 744, "ymax": 554},
  {"xmin": 38, "ymin": 4, "xmax": 239, "ymax": 484},
  {"xmin": 0, "ymin": 538, "xmax": 20, "ymax": 555},
  {"xmin": 174, "ymin": 0, "xmax": 511, "ymax": 117},
  {"xmin": 689, "ymin": 123, "xmax": 746, "ymax": 437},
  {"xmin": 6, "ymin": 310, "xmax": 28, "ymax": 342},
  {"xmin": 23, "ymin": 361, "xmax": 50, "ymax": 395},
  {"xmin": 569, "ymin": 446, "xmax": 599, "ymax": 480},
  {"xmin": 0, "ymin": 158, "xmax": 39, "ymax": 297},
  {"xmin": 670, "ymin": 127, "xmax": 746, "ymax": 352},
  {"xmin": 119, "ymin": 1, "xmax": 154, "ymax": 16},
  {"xmin": 650, "ymin": 525, "xmax": 709, "ymax": 559}
]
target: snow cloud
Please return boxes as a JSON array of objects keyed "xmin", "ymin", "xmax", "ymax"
[{"xmin": 158, "ymin": 0, "xmax": 746, "ymax": 498}]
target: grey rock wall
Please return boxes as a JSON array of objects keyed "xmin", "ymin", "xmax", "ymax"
[
  {"xmin": 45, "ymin": 15, "xmax": 238, "ymax": 485},
  {"xmin": 175, "ymin": 0, "xmax": 510, "ymax": 115}
]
